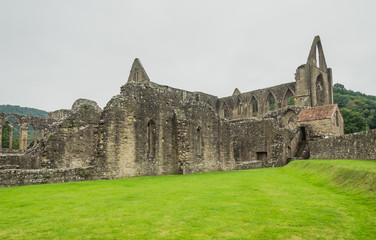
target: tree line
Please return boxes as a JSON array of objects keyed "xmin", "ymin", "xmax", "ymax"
[{"xmin": 333, "ymin": 83, "xmax": 376, "ymax": 134}]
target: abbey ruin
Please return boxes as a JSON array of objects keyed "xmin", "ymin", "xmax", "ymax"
[{"xmin": 1, "ymin": 36, "xmax": 375, "ymax": 187}]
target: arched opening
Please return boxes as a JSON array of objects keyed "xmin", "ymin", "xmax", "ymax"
[
  {"xmin": 315, "ymin": 45, "xmax": 320, "ymax": 68},
  {"xmin": 235, "ymin": 99, "xmax": 242, "ymax": 117},
  {"xmin": 147, "ymin": 120, "xmax": 156, "ymax": 158},
  {"xmin": 266, "ymin": 93, "xmax": 276, "ymax": 112},
  {"xmin": 1, "ymin": 122, "xmax": 11, "ymax": 149},
  {"xmin": 27, "ymin": 124, "xmax": 35, "ymax": 148},
  {"xmin": 250, "ymin": 96, "xmax": 258, "ymax": 116},
  {"xmin": 283, "ymin": 89, "xmax": 294, "ymax": 107},
  {"xmin": 222, "ymin": 102, "xmax": 230, "ymax": 119},
  {"xmin": 316, "ymin": 74, "xmax": 325, "ymax": 106},
  {"xmin": 133, "ymin": 70, "xmax": 139, "ymax": 82},
  {"xmin": 2, "ymin": 116, "xmax": 19, "ymax": 150},
  {"xmin": 12, "ymin": 123, "xmax": 20, "ymax": 150},
  {"xmin": 196, "ymin": 126, "xmax": 202, "ymax": 155}
]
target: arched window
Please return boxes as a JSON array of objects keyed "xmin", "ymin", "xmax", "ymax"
[
  {"xmin": 222, "ymin": 102, "xmax": 230, "ymax": 118},
  {"xmin": 196, "ymin": 126, "xmax": 202, "ymax": 155},
  {"xmin": 316, "ymin": 74, "xmax": 325, "ymax": 106},
  {"xmin": 27, "ymin": 124, "xmax": 35, "ymax": 148},
  {"xmin": 235, "ymin": 99, "xmax": 242, "ymax": 116},
  {"xmin": 133, "ymin": 70, "xmax": 139, "ymax": 82},
  {"xmin": 250, "ymin": 96, "xmax": 258, "ymax": 116},
  {"xmin": 266, "ymin": 93, "xmax": 276, "ymax": 111},
  {"xmin": 283, "ymin": 89, "xmax": 295, "ymax": 107},
  {"xmin": 1, "ymin": 122, "xmax": 11, "ymax": 149},
  {"xmin": 147, "ymin": 120, "xmax": 156, "ymax": 158}
]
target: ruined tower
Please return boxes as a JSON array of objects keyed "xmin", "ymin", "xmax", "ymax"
[{"xmin": 294, "ymin": 36, "xmax": 333, "ymax": 107}]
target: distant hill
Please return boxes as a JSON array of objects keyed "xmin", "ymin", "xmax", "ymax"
[
  {"xmin": 0, "ymin": 105, "xmax": 48, "ymax": 117},
  {"xmin": 333, "ymin": 83, "xmax": 376, "ymax": 134}
]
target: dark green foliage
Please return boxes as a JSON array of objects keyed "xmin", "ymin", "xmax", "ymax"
[
  {"xmin": 287, "ymin": 96, "xmax": 294, "ymax": 106},
  {"xmin": 340, "ymin": 108, "xmax": 368, "ymax": 134},
  {"xmin": 0, "ymin": 105, "xmax": 48, "ymax": 117},
  {"xmin": 334, "ymin": 83, "xmax": 376, "ymax": 133},
  {"xmin": 1, "ymin": 122, "xmax": 20, "ymax": 149}
]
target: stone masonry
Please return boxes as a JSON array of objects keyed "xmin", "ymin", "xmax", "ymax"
[{"xmin": 0, "ymin": 36, "xmax": 350, "ymax": 187}]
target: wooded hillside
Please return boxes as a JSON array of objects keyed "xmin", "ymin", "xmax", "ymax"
[{"xmin": 333, "ymin": 84, "xmax": 376, "ymax": 134}]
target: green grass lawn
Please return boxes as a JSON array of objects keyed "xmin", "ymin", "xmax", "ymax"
[{"xmin": 1, "ymin": 160, "xmax": 376, "ymax": 239}]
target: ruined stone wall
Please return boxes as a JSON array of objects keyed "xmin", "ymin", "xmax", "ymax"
[
  {"xmin": 218, "ymin": 82, "xmax": 296, "ymax": 119},
  {"xmin": 229, "ymin": 118, "xmax": 292, "ymax": 168},
  {"xmin": 310, "ymin": 129, "xmax": 376, "ymax": 160},
  {"xmin": 47, "ymin": 109, "xmax": 71, "ymax": 120},
  {"xmin": 0, "ymin": 167, "xmax": 98, "ymax": 187},
  {"xmin": 0, "ymin": 154, "xmax": 28, "ymax": 169},
  {"xmin": 173, "ymin": 102, "xmax": 232, "ymax": 174},
  {"xmin": 37, "ymin": 99, "xmax": 102, "ymax": 169},
  {"xmin": 97, "ymin": 82, "xmax": 232, "ymax": 178}
]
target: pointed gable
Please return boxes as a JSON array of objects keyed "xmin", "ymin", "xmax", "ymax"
[
  {"xmin": 127, "ymin": 58, "xmax": 150, "ymax": 84},
  {"xmin": 232, "ymin": 88, "xmax": 241, "ymax": 96}
]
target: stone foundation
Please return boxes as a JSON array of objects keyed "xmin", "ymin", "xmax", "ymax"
[{"xmin": 0, "ymin": 167, "xmax": 98, "ymax": 187}]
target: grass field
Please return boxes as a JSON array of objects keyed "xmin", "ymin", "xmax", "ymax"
[{"xmin": 1, "ymin": 160, "xmax": 376, "ymax": 239}]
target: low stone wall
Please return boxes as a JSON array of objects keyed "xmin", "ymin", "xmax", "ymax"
[
  {"xmin": 0, "ymin": 167, "xmax": 99, "ymax": 187},
  {"xmin": 0, "ymin": 154, "xmax": 36, "ymax": 169},
  {"xmin": 309, "ymin": 129, "xmax": 376, "ymax": 160}
]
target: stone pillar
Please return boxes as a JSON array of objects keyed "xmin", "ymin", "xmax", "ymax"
[
  {"xmin": 19, "ymin": 124, "xmax": 29, "ymax": 151},
  {"xmin": 174, "ymin": 112, "xmax": 192, "ymax": 174},
  {"xmin": 9, "ymin": 125, "xmax": 13, "ymax": 150}
]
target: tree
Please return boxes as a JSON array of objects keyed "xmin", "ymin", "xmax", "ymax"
[
  {"xmin": 1, "ymin": 122, "xmax": 20, "ymax": 150},
  {"xmin": 340, "ymin": 108, "xmax": 369, "ymax": 134},
  {"xmin": 1, "ymin": 122, "xmax": 10, "ymax": 148}
]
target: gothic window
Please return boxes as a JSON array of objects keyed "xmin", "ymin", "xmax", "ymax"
[
  {"xmin": 267, "ymin": 93, "xmax": 276, "ymax": 111},
  {"xmin": 196, "ymin": 126, "xmax": 202, "ymax": 155},
  {"xmin": 236, "ymin": 99, "xmax": 242, "ymax": 116},
  {"xmin": 223, "ymin": 103, "xmax": 230, "ymax": 118},
  {"xmin": 133, "ymin": 70, "xmax": 139, "ymax": 82},
  {"xmin": 251, "ymin": 97, "xmax": 258, "ymax": 115},
  {"xmin": 147, "ymin": 120, "xmax": 156, "ymax": 158},
  {"xmin": 283, "ymin": 89, "xmax": 295, "ymax": 106},
  {"xmin": 316, "ymin": 74, "xmax": 325, "ymax": 106}
]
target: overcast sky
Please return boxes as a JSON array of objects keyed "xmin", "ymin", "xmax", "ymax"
[{"xmin": 1, "ymin": 0, "xmax": 375, "ymax": 112}]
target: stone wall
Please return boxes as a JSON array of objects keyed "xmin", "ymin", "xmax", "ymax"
[
  {"xmin": 97, "ymin": 82, "xmax": 233, "ymax": 178},
  {"xmin": 310, "ymin": 129, "xmax": 376, "ymax": 160},
  {"xmin": 37, "ymin": 99, "xmax": 102, "ymax": 169},
  {"xmin": 0, "ymin": 167, "xmax": 98, "ymax": 187},
  {"xmin": 218, "ymin": 82, "xmax": 296, "ymax": 119},
  {"xmin": 229, "ymin": 118, "xmax": 291, "ymax": 169},
  {"xmin": 0, "ymin": 154, "xmax": 35, "ymax": 169},
  {"xmin": 97, "ymin": 82, "xmax": 296, "ymax": 178}
]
